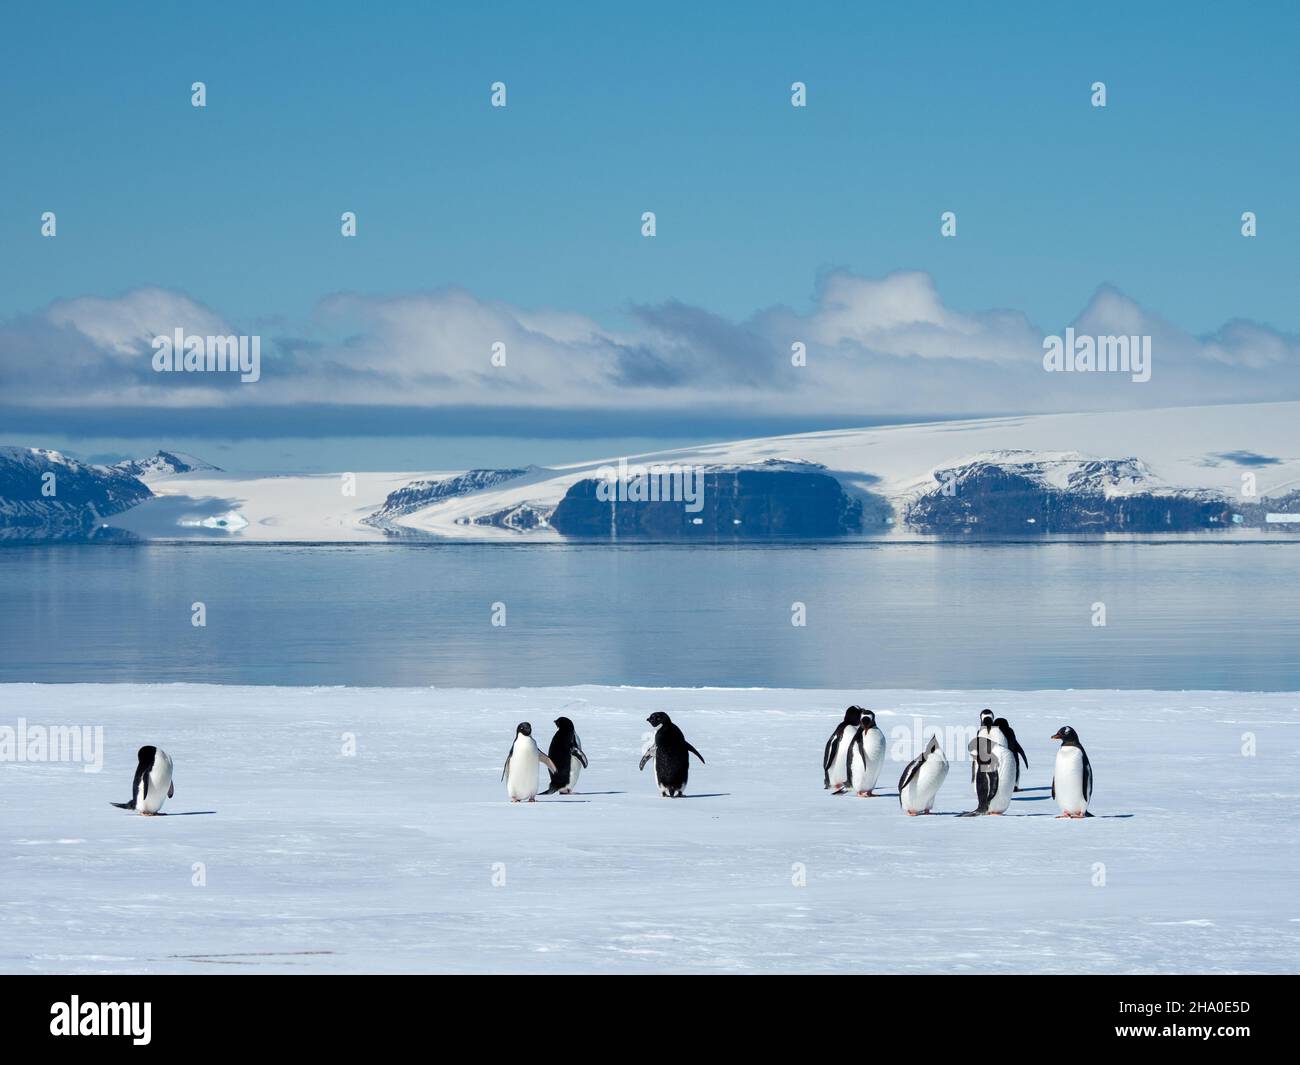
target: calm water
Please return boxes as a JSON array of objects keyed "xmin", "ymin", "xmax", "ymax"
[{"xmin": 1, "ymin": 543, "xmax": 1296, "ymax": 690}]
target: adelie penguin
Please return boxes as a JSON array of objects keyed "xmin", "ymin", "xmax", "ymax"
[
  {"xmin": 970, "ymin": 710, "xmax": 1029, "ymax": 790},
  {"xmin": 502, "ymin": 722, "xmax": 557, "ymax": 803},
  {"xmin": 541, "ymin": 716, "xmax": 589, "ymax": 796},
  {"xmin": 969, "ymin": 709, "xmax": 995, "ymax": 788},
  {"xmin": 639, "ymin": 712, "xmax": 704, "ymax": 797},
  {"xmin": 965, "ymin": 717, "xmax": 1019, "ymax": 815},
  {"xmin": 898, "ymin": 735, "xmax": 948, "ymax": 815},
  {"xmin": 823, "ymin": 705, "xmax": 864, "ymax": 793},
  {"xmin": 110, "ymin": 745, "xmax": 174, "ymax": 816},
  {"xmin": 846, "ymin": 709, "xmax": 886, "ymax": 797},
  {"xmin": 1050, "ymin": 725, "xmax": 1093, "ymax": 818}
]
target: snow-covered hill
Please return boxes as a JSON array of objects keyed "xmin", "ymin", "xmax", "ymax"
[
  {"xmin": 8, "ymin": 401, "xmax": 1298, "ymax": 541},
  {"xmin": 364, "ymin": 400, "xmax": 1300, "ymax": 540},
  {"xmin": 0, "ymin": 447, "xmax": 151, "ymax": 541},
  {"xmin": 111, "ymin": 450, "xmax": 222, "ymax": 480},
  {"xmin": 2, "ymin": 683, "xmax": 1295, "ymax": 974}
]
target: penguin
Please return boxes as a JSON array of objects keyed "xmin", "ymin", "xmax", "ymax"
[
  {"xmin": 639, "ymin": 712, "xmax": 704, "ymax": 797},
  {"xmin": 965, "ymin": 721, "xmax": 1017, "ymax": 815},
  {"xmin": 970, "ymin": 709, "xmax": 995, "ymax": 786},
  {"xmin": 109, "ymin": 745, "xmax": 174, "ymax": 816},
  {"xmin": 823, "ymin": 705, "xmax": 864, "ymax": 793},
  {"xmin": 1050, "ymin": 725, "xmax": 1093, "ymax": 818},
  {"xmin": 994, "ymin": 715, "xmax": 1030, "ymax": 789},
  {"xmin": 542, "ymin": 716, "xmax": 589, "ymax": 795},
  {"xmin": 845, "ymin": 709, "xmax": 886, "ymax": 797},
  {"xmin": 502, "ymin": 722, "xmax": 557, "ymax": 803},
  {"xmin": 898, "ymin": 735, "xmax": 948, "ymax": 815},
  {"xmin": 974, "ymin": 710, "xmax": 1030, "ymax": 792}
]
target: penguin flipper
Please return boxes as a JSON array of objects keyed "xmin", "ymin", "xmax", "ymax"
[
  {"xmin": 822, "ymin": 728, "xmax": 840, "ymax": 784},
  {"xmin": 1082, "ymin": 748, "xmax": 1093, "ymax": 803},
  {"xmin": 686, "ymin": 743, "xmax": 705, "ymax": 765},
  {"xmin": 639, "ymin": 747, "xmax": 655, "ymax": 771},
  {"xmin": 167, "ymin": 782, "xmax": 174, "ymax": 799},
  {"xmin": 501, "ymin": 753, "xmax": 512, "ymax": 782},
  {"xmin": 898, "ymin": 754, "xmax": 923, "ymax": 795},
  {"xmin": 573, "ymin": 745, "xmax": 589, "ymax": 769},
  {"xmin": 539, "ymin": 753, "xmax": 557, "ymax": 773}
]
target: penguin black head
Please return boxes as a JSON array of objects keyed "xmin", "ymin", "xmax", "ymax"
[
  {"xmin": 136, "ymin": 745, "xmax": 157, "ymax": 765},
  {"xmin": 844, "ymin": 705, "xmax": 864, "ymax": 725},
  {"xmin": 1051, "ymin": 725, "xmax": 1079, "ymax": 744},
  {"xmin": 860, "ymin": 709, "xmax": 876, "ymax": 727},
  {"xmin": 516, "ymin": 722, "xmax": 533, "ymax": 737},
  {"xmin": 980, "ymin": 709, "xmax": 994, "ymax": 727},
  {"xmin": 647, "ymin": 712, "xmax": 671, "ymax": 728},
  {"xmin": 993, "ymin": 717, "xmax": 1012, "ymax": 730},
  {"xmin": 553, "ymin": 716, "xmax": 574, "ymax": 731}
]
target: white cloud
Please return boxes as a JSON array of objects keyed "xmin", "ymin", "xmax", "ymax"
[
  {"xmin": 46, "ymin": 288, "xmax": 232, "ymax": 358},
  {"xmin": 3, "ymin": 272, "xmax": 1299, "ymax": 419}
]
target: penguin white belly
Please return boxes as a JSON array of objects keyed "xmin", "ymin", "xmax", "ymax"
[
  {"xmin": 138, "ymin": 750, "xmax": 173, "ymax": 815},
  {"xmin": 507, "ymin": 737, "xmax": 541, "ymax": 801},
  {"xmin": 902, "ymin": 755, "xmax": 948, "ymax": 813},
  {"xmin": 1054, "ymin": 747, "xmax": 1088, "ymax": 815},
  {"xmin": 829, "ymin": 731, "xmax": 852, "ymax": 789},
  {"xmin": 564, "ymin": 757, "xmax": 581, "ymax": 793},
  {"xmin": 853, "ymin": 730, "xmax": 886, "ymax": 793},
  {"xmin": 986, "ymin": 746, "xmax": 1016, "ymax": 814}
]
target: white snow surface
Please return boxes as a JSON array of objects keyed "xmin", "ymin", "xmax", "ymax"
[
  {"xmin": 3, "ymin": 684, "xmax": 1297, "ymax": 974},
  {"xmin": 119, "ymin": 470, "xmax": 452, "ymax": 541},
  {"xmin": 98, "ymin": 400, "xmax": 1300, "ymax": 540}
]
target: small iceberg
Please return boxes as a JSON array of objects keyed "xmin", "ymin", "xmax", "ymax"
[{"xmin": 178, "ymin": 511, "xmax": 249, "ymax": 531}]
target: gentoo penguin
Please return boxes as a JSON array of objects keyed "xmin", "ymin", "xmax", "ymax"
[
  {"xmin": 542, "ymin": 716, "xmax": 589, "ymax": 795},
  {"xmin": 965, "ymin": 720, "xmax": 1018, "ymax": 815},
  {"xmin": 995, "ymin": 716, "xmax": 1030, "ymax": 789},
  {"xmin": 639, "ymin": 712, "xmax": 705, "ymax": 797},
  {"xmin": 109, "ymin": 746, "xmax": 174, "ymax": 816},
  {"xmin": 898, "ymin": 735, "xmax": 948, "ymax": 815},
  {"xmin": 823, "ymin": 705, "xmax": 864, "ymax": 793},
  {"xmin": 846, "ymin": 710, "xmax": 887, "ymax": 797},
  {"xmin": 502, "ymin": 722, "xmax": 557, "ymax": 803},
  {"xmin": 1050, "ymin": 726, "xmax": 1093, "ymax": 818}
]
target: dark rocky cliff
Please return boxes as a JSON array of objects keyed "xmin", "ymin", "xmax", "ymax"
[
  {"xmin": 906, "ymin": 457, "xmax": 1234, "ymax": 534},
  {"xmin": 550, "ymin": 463, "xmax": 863, "ymax": 539}
]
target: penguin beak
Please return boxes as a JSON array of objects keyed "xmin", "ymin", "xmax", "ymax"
[{"xmin": 1050, "ymin": 730, "xmax": 1063, "ymax": 740}]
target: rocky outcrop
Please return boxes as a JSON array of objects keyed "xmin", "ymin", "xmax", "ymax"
[
  {"xmin": 364, "ymin": 468, "xmax": 531, "ymax": 527},
  {"xmin": 550, "ymin": 460, "xmax": 862, "ymax": 539},
  {"xmin": 905, "ymin": 453, "xmax": 1234, "ymax": 534},
  {"xmin": 458, "ymin": 502, "xmax": 555, "ymax": 532}
]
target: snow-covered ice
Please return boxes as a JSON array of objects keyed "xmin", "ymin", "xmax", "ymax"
[{"xmin": 1, "ymin": 684, "xmax": 1297, "ymax": 974}]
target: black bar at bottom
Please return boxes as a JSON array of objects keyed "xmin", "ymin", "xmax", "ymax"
[{"xmin": 2, "ymin": 974, "xmax": 1286, "ymax": 1051}]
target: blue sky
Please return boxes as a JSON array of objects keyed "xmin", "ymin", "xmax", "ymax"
[{"xmin": 2, "ymin": 1, "xmax": 1298, "ymax": 469}]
